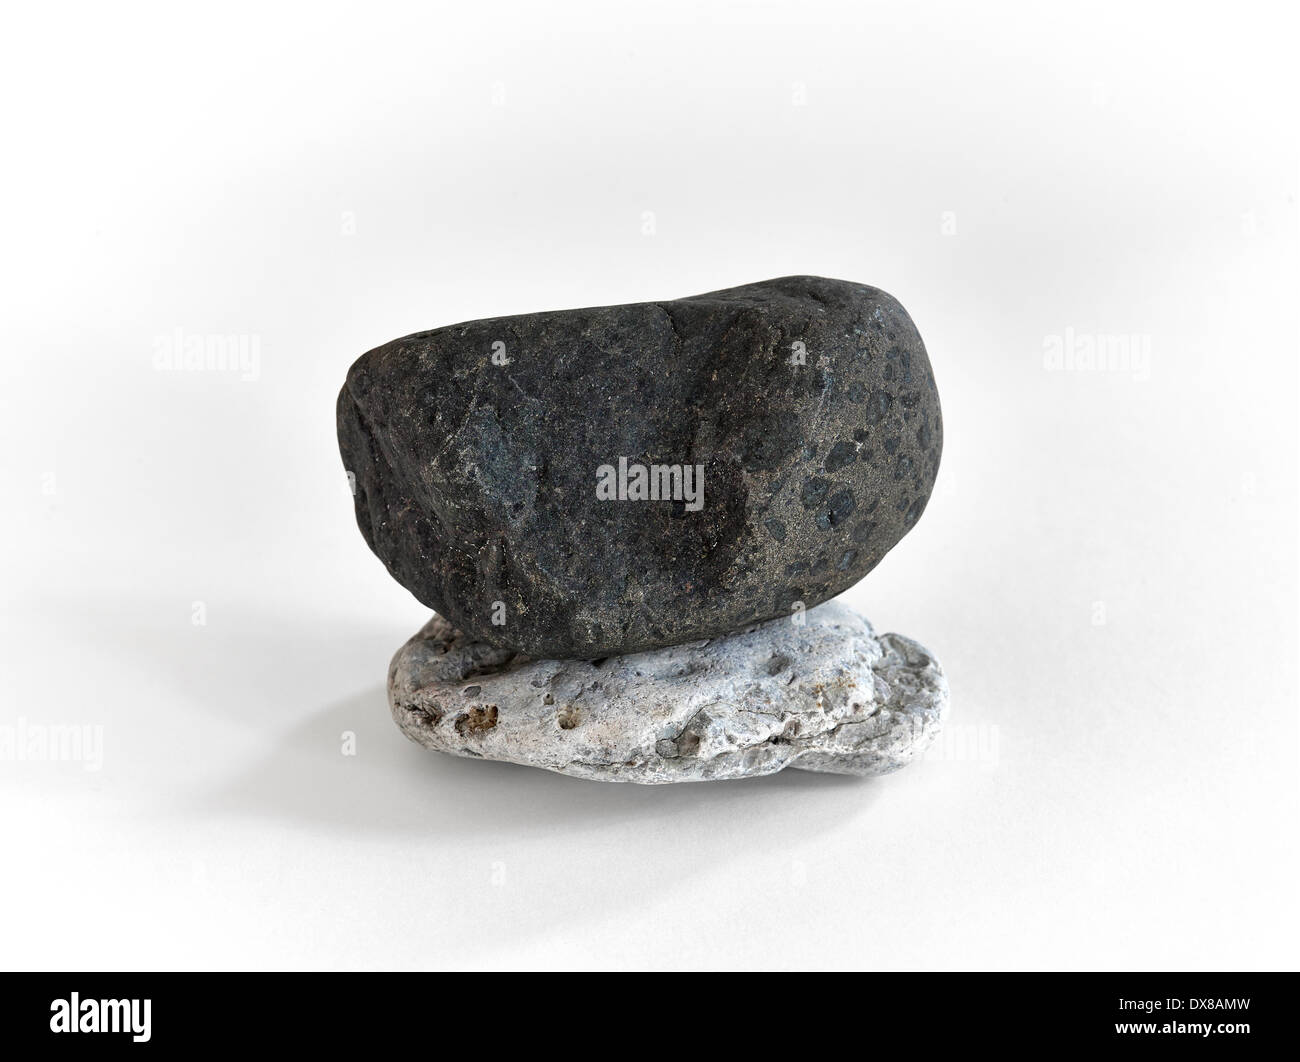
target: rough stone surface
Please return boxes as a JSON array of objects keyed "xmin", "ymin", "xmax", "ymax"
[
  {"xmin": 388, "ymin": 600, "xmax": 948, "ymax": 784},
  {"xmin": 340, "ymin": 276, "xmax": 942, "ymax": 658}
]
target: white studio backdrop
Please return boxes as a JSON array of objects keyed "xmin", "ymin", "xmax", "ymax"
[{"xmin": 1, "ymin": 0, "xmax": 1296, "ymax": 969}]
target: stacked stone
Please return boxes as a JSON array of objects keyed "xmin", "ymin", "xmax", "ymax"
[{"xmin": 337, "ymin": 276, "xmax": 948, "ymax": 783}]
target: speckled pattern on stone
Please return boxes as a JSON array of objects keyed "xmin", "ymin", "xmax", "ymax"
[
  {"xmin": 339, "ymin": 276, "xmax": 943, "ymax": 658},
  {"xmin": 388, "ymin": 600, "xmax": 948, "ymax": 783}
]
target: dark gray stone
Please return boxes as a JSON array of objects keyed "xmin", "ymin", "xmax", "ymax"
[{"xmin": 338, "ymin": 276, "xmax": 942, "ymax": 657}]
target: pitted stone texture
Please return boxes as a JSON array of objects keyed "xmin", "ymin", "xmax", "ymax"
[
  {"xmin": 340, "ymin": 276, "xmax": 942, "ymax": 658},
  {"xmin": 388, "ymin": 601, "xmax": 948, "ymax": 783}
]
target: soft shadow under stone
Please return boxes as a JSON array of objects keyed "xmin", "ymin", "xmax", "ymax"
[{"xmin": 388, "ymin": 601, "xmax": 948, "ymax": 784}]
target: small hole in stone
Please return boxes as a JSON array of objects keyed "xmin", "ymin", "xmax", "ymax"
[{"xmin": 766, "ymin": 653, "xmax": 792, "ymax": 676}]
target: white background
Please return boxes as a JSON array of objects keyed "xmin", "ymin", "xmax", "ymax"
[{"xmin": 2, "ymin": 0, "xmax": 1296, "ymax": 970}]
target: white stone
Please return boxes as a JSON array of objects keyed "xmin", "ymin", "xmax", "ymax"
[{"xmin": 388, "ymin": 601, "xmax": 948, "ymax": 784}]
